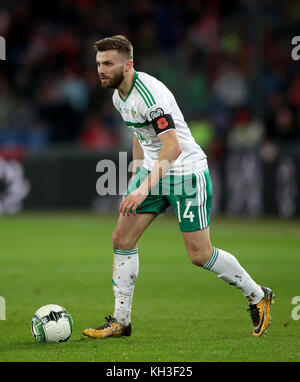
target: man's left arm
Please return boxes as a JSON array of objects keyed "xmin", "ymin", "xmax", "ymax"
[{"xmin": 120, "ymin": 128, "xmax": 182, "ymax": 216}]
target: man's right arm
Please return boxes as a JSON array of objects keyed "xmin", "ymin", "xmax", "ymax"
[{"xmin": 132, "ymin": 134, "xmax": 144, "ymax": 177}]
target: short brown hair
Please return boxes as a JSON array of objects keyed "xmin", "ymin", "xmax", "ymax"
[{"xmin": 94, "ymin": 35, "xmax": 133, "ymax": 60}]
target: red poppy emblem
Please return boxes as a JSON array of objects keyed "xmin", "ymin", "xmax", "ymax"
[{"xmin": 157, "ymin": 117, "xmax": 168, "ymax": 130}]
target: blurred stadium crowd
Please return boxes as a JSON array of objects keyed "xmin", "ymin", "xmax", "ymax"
[{"xmin": 0, "ymin": 0, "xmax": 299, "ymax": 159}]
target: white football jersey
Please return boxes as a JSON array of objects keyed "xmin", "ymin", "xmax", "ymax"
[{"xmin": 112, "ymin": 71, "xmax": 207, "ymax": 175}]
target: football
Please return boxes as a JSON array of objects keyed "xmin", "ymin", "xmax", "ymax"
[{"xmin": 31, "ymin": 304, "xmax": 73, "ymax": 343}]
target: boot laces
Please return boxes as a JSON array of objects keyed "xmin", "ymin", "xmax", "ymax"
[
  {"xmin": 95, "ymin": 315, "xmax": 116, "ymax": 330},
  {"xmin": 247, "ymin": 304, "xmax": 260, "ymax": 326}
]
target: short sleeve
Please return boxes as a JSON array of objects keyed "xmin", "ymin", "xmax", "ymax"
[{"xmin": 135, "ymin": 76, "xmax": 172, "ymax": 122}]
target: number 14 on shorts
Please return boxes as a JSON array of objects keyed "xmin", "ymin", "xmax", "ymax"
[
  {"xmin": 175, "ymin": 198, "xmax": 210, "ymax": 231},
  {"xmin": 176, "ymin": 200, "xmax": 195, "ymax": 222}
]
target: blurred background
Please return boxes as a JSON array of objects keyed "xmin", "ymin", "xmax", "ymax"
[{"xmin": 0, "ymin": 0, "xmax": 299, "ymax": 217}]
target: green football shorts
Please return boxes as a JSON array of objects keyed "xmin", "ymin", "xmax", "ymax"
[{"xmin": 124, "ymin": 166, "xmax": 213, "ymax": 232}]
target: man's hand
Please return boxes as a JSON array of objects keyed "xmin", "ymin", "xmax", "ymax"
[
  {"xmin": 120, "ymin": 129, "xmax": 182, "ymax": 216},
  {"xmin": 119, "ymin": 188, "xmax": 147, "ymax": 216}
]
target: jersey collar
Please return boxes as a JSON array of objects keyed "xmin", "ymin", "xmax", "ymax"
[{"xmin": 118, "ymin": 71, "xmax": 139, "ymax": 102}]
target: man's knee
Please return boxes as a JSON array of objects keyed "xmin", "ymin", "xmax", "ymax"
[
  {"xmin": 187, "ymin": 242, "xmax": 213, "ymax": 267},
  {"xmin": 112, "ymin": 230, "xmax": 136, "ymax": 250},
  {"xmin": 189, "ymin": 252, "xmax": 210, "ymax": 267}
]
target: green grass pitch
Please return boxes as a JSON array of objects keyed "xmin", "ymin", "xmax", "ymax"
[{"xmin": 0, "ymin": 212, "xmax": 299, "ymax": 362}]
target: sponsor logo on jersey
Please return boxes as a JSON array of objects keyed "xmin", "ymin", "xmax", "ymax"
[{"xmin": 119, "ymin": 107, "xmax": 130, "ymax": 115}]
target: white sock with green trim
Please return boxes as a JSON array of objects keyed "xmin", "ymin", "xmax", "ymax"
[
  {"xmin": 112, "ymin": 248, "xmax": 139, "ymax": 326},
  {"xmin": 203, "ymin": 248, "xmax": 264, "ymax": 304}
]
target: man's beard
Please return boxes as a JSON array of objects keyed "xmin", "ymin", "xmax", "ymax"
[{"xmin": 100, "ymin": 69, "xmax": 125, "ymax": 89}]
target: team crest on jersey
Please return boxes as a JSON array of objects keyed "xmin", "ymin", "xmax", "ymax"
[
  {"xmin": 131, "ymin": 106, "xmax": 137, "ymax": 119},
  {"xmin": 150, "ymin": 107, "xmax": 164, "ymax": 120}
]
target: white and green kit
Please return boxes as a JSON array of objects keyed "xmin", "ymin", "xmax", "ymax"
[
  {"xmin": 111, "ymin": 70, "xmax": 265, "ymax": 328},
  {"xmin": 113, "ymin": 70, "xmax": 211, "ymax": 232}
]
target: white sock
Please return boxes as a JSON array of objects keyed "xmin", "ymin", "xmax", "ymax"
[
  {"xmin": 203, "ymin": 248, "xmax": 264, "ymax": 304},
  {"xmin": 112, "ymin": 248, "xmax": 139, "ymax": 326}
]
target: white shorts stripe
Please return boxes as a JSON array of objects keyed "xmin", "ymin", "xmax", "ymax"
[
  {"xmin": 199, "ymin": 172, "xmax": 205, "ymax": 229},
  {"xmin": 195, "ymin": 171, "xmax": 208, "ymax": 229},
  {"xmin": 195, "ymin": 172, "xmax": 202, "ymax": 229},
  {"xmin": 201, "ymin": 171, "xmax": 208, "ymax": 227}
]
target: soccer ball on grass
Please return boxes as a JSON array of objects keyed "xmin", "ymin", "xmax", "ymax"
[{"xmin": 31, "ymin": 304, "xmax": 73, "ymax": 343}]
